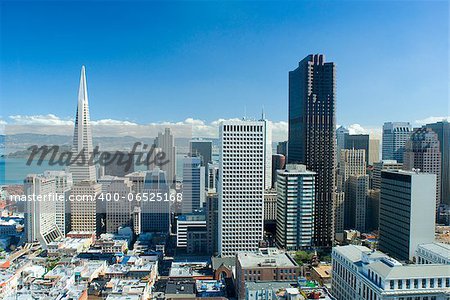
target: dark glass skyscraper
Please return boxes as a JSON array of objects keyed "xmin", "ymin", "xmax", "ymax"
[
  {"xmin": 425, "ymin": 121, "xmax": 450, "ymax": 206},
  {"xmin": 288, "ymin": 54, "xmax": 336, "ymax": 247}
]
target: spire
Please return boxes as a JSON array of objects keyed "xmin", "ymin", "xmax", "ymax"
[
  {"xmin": 261, "ymin": 106, "xmax": 266, "ymax": 120},
  {"xmin": 71, "ymin": 66, "xmax": 96, "ymax": 183},
  {"xmin": 78, "ymin": 65, "xmax": 88, "ymax": 107}
]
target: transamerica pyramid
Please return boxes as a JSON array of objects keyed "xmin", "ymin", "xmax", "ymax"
[{"xmin": 69, "ymin": 66, "xmax": 97, "ymax": 183}]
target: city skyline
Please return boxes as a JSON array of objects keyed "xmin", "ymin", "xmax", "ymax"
[{"xmin": 1, "ymin": 1, "xmax": 449, "ymax": 137}]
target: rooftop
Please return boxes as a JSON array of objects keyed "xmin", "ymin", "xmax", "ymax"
[
  {"xmin": 237, "ymin": 249, "xmax": 298, "ymax": 268},
  {"xmin": 417, "ymin": 242, "xmax": 450, "ymax": 259}
]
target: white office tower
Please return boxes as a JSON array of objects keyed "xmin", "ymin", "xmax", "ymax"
[
  {"xmin": 24, "ymin": 174, "xmax": 62, "ymax": 248},
  {"xmin": 155, "ymin": 128, "xmax": 176, "ymax": 188},
  {"xmin": 69, "ymin": 66, "xmax": 97, "ymax": 184},
  {"xmin": 379, "ymin": 170, "xmax": 436, "ymax": 261},
  {"xmin": 276, "ymin": 164, "xmax": 315, "ymax": 250},
  {"xmin": 70, "ymin": 181, "xmax": 102, "ymax": 233},
  {"xmin": 382, "ymin": 122, "xmax": 412, "ymax": 163},
  {"xmin": 43, "ymin": 170, "xmax": 73, "ymax": 236},
  {"xmin": 261, "ymin": 117, "xmax": 272, "ymax": 190},
  {"xmin": 332, "ymin": 245, "xmax": 450, "ymax": 300},
  {"xmin": 106, "ymin": 177, "xmax": 134, "ymax": 233},
  {"xmin": 181, "ymin": 156, "xmax": 205, "ymax": 214},
  {"xmin": 219, "ymin": 120, "xmax": 266, "ymax": 256}
]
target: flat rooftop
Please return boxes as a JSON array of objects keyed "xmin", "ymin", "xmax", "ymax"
[{"xmin": 237, "ymin": 251, "xmax": 298, "ymax": 268}]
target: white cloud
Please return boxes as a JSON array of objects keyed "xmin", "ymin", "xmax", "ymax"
[
  {"xmin": 344, "ymin": 123, "xmax": 382, "ymax": 140},
  {"xmin": 4, "ymin": 115, "xmax": 289, "ymax": 141},
  {"xmin": 9, "ymin": 114, "xmax": 73, "ymax": 126},
  {"xmin": 414, "ymin": 116, "xmax": 450, "ymax": 125}
]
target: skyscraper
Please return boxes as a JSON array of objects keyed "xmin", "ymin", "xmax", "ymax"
[
  {"xmin": 336, "ymin": 126, "xmax": 349, "ymax": 158},
  {"xmin": 372, "ymin": 160, "xmax": 403, "ymax": 190},
  {"xmin": 288, "ymin": 54, "xmax": 336, "ymax": 247},
  {"xmin": 337, "ymin": 149, "xmax": 366, "ymax": 231},
  {"xmin": 344, "ymin": 134, "xmax": 370, "ymax": 166},
  {"xmin": 181, "ymin": 156, "xmax": 205, "ymax": 214},
  {"xmin": 271, "ymin": 154, "xmax": 286, "ymax": 188},
  {"xmin": 190, "ymin": 139, "xmax": 212, "ymax": 188},
  {"xmin": 403, "ymin": 127, "xmax": 441, "ymax": 210},
  {"xmin": 382, "ymin": 122, "xmax": 412, "ymax": 163},
  {"xmin": 368, "ymin": 139, "xmax": 380, "ymax": 165},
  {"xmin": 70, "ymin": 66, "xmax": 97, "ymax": 184},
  {"xmin": 347, "ymin": 174, "xmax": 369, "ymax": 232},
  {"xmin": 43, "ymin": 170, "xmax": 73, "ymax": 237},
  {"xmin": 155, "ymin": 128, "xmax": 176, "ymax": 188},
  {"xmin": 105, "ymin": 178, "xmax": 134, "ymax": 233},
  {"xmin": 379, "ymin": 170, "xmax": 436, "ymax": 261},
  {"xmin": 262, "ymin": 117, "xmax": 273, "ymax": 191},
  {"xmin": 218, "ymin": 120, "xmax": 266, "ymax": 256},
  {"xmin": 25, "ymin": 174, "xmax": 63, "ymax": 249},
  {"xmin": 70, "ymin": 180, "xmax": 102, "ymax": 233},
  {"xmin": 424, "ymin": 121, "xmax": 450, "ymax": 206},
  {"xmin": 141, "ymin": 168, "xmax": 171, "ymax": 233},
  {"xmin": 276, "ymin": 164, "xmax": 315, "ymax": 250}
]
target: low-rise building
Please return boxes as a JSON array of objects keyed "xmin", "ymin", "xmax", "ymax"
[
  {"xmin": 236, "ymin": 248, "xmax": 301, "ymax": 299},
  {"xmin": 332, "ymin": 245, "xmax": 450, "ymax": 300},
  {"xmin": 416, "ymin": 242, "xmax": 450, "ymax": 265}
]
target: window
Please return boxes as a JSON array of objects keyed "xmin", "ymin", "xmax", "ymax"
[
  {"xmin": 414, "ymin": 279, "xmax": 418, "ymax": 288},
  {"xmin": 406, "ymin": 279, "xmax": 410, "ymax": 289},
  {"xmin": 390, "ymin": 280, "xmax": 394, "ymax": 289},
  {"xmin": 398, "ymin": 280, "xmax": 403, "ymax": 289},
  {"xmin": 437, "ymin": 278, "xmax": 442, "ymax": 287},
  {"xmin": 422, "ymin": 279, "xmax": 426, "ymax": 288},
  {"xmin": 430, "ymin": 278, "xmax": 434, "ymax": 288}
]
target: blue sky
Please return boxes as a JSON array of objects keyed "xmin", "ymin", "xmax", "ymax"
[{"xmin": 1, "ymin": 0, "xmax": 448, "ymax": 132}]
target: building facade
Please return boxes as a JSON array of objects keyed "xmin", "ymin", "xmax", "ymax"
[
  {"xmin": 424, "ymin": 121, "xmax": 450, "ymax": 206},
  {"xmin": 332, "ymin": 245, "xmax": 450, "ymax": 300},
  {"xmin": 288, "ymin": 54, "xmax": 336, "ymax": 247},
  {"xmin": 218, "ymin": 120, "xmax": 266, "ymax": 256},
  {"xmin": 404, "ymin": 127, "xmax": 442, "ymax": 211},
  {"xmin": 276, "ymin": 164, "xmax": 315, "ymax": 250},
  {"xmin": 378, "ymin": 170, "xmax": 436, "ymax": 261},
  {"xmin": 181, "ymin": 156, "xmax": 205, "ymax": 214},
  {"xmin": 382, "ymin": 122, "xmax": 412, "ymax": 163}
]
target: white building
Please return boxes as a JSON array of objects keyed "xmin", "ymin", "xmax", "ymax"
[
  {"xmin": 332, "ymin": 245, "xmax": 450, "ymax": 300},
  {"xmin": 416, "ymin": 242, "xmax": 450, "ymax": 265},
  {"xmin": 382, "ymin": 122, "xmax": 412, "ymax": 163},
  {"xmin": 70, "ymin": 181, "xmax": 102, "ymax": 233},
  {"xmin": 105, "ymin": 177, "xmax": 134, "ymax": 233},
  {"xmin": 24, "ymin": 174, "xmax": 63, "ymax": 249},
  {"xmin": 276, "ymin": 164, "xmax": 315, "ymax": 250},
  {"xmin": 69, "ymin": 66, "xmax": 97, "ymax": 184},
  {"xmin": 43, "ymin": 170, "xmax": 73, "ymax": 236},
  {"xmin": 181, "ymin": 156, "xmax": 205, "ymax": 214},
  {"xmin": 218, "ymin": 120, "xmax": 267, "ymax": 256},
  {"xmin": 379, "ymin": 170, "xmax": 436, "ymax": 261}
]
